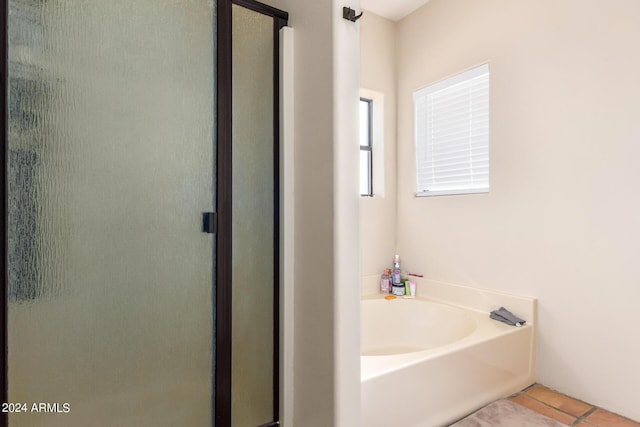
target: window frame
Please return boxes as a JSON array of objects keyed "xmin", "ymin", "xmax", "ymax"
[
  {"xmin": 413, "ymin": 63, "xmax": 490, "ymax": 197},
  {"xmin": 359, "ymin": 97, "xmax": 373, "ymax": 197}
]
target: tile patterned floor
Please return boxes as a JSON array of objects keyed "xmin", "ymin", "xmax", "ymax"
[{"xmin": 508, "ymin": 384, "xmax": 640, "ymax": 427}]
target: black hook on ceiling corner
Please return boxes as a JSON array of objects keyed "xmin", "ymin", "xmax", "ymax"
[{"xmin": 343, "ymin": 7, "xmax": 363, "ymax": 22}]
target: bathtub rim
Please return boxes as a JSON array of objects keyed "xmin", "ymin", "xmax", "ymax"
[{"xmin": 361, "ymin": 276, "xmax": 537, "ymax": 324}]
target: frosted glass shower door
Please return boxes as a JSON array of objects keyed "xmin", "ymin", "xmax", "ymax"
[
  {"xmin": 6, "ymin": 1, "xmax": 216, "ymax": 426},
  {"xmin": 228, "ymin": 3, "xmax": 285, "ymax": 426}
]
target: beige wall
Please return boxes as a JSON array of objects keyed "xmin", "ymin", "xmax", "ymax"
[
  {"xmin": 395, "ymin": 0, "xmax": 640, "ymax": 420},
  {"xmin": 332, "ymin": 2, "xmax": 362, "ymax": 427},
  {"xmin": 360, "ymin": 11, "xmax": 398, "ymax": 279},
  {"xmin": 263, "ymin": 0, "xmax": 361, "ymax": 425}
]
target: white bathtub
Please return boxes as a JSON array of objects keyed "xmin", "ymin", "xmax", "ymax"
[{"xmin": 361, "ymin": 280, "xmax": 536, "ymax": 427}]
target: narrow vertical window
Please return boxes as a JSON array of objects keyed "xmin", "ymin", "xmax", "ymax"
[{"xmin": 360, "ymin": 97, "xmax": 373, "ymax": 196}]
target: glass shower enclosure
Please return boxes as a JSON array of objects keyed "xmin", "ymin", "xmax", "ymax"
[{"xmin": 3, "ymin": 0, "xmax": 286, "ymax": 425}]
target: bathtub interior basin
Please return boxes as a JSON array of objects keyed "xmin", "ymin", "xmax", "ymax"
[
  {"xmin": 360, "ymin": 297, "xmax": 476, "ymax": 356},
  {"xmin": 360, "ymin": 280, "xmax": 536, "ymax": 427}
]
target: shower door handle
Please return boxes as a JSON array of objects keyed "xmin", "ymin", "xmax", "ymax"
[{"xmin": 202, "ymin": 212, "xmax": 217, "ymax": 234}]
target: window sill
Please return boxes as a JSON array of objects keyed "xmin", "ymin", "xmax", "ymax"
[{"xmin": 415, "ymin": 188, "xmax": 489, "ymax": 197}]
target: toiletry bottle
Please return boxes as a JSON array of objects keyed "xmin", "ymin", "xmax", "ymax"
[
  {"xmin": 391, "ymin": 255, "xmax": 405, "ymax": 296},
  {"xmin": 392, "ymin": 282, "xmax": 405, "ymax": 296},
  {"xmin": 380, "ymin": 270, "xmax": 391, "ymax": 294},
  {"xmin": 392, "ymin": 255, "xmax": 401, "ymax": 285}
]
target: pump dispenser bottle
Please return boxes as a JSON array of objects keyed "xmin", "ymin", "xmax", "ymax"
[{"xmin": 391, "ymin": 254, "xmax": 405, "ymax": 296}]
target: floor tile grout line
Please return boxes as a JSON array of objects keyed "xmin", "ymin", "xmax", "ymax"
[
  {"xmin": 579, "ymin": 408, "xmax": 640, "ymax": 427},
  {"xmin": 571, "ymin": 407, "xmax": 598, "ymax": 426},
  {"xmin": 509, "ymin": 394, "xmax": 578, "ymax": 424},
  {"xmin": 525, "ymin": 394, "xmax": 591, "ymax": 419},
  {"xmin": 520, "ymin": 384, "xmax": 595, "ymax": 420}
]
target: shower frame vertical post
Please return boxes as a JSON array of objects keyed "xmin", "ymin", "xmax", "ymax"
[
  {"xmin": 1, "ymin": 0, "xmax": 9, "ymax": 424},
  {"xmin": 215, "ymin": 0, "xmax": 233, "ymax": 425},
  {"xmin": 217, "ymin": 0, "xmax": 287, "ymax": 425}
]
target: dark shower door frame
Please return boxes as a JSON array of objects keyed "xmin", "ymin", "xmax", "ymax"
[
  {"xmin": 0, "ymin": 0, "xmax": 287, "ymax": 426},
  {"xmin": 216, "ymin": 0, "xmax": 288, "ymax": 426},
  {"xmin": 1, "ymin": 0, "xmax": 8, "ymax": 423}
]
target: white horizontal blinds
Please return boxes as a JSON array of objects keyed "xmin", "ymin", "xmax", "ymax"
[{"xmin": 414, "ymin": 64, "xmax": 490, "ymax": 196}]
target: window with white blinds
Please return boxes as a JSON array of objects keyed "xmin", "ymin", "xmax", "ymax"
[{"xmin": 413, "ymin": 64, "xmax": 489, "ymax": 196}]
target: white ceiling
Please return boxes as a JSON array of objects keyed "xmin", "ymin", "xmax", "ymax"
[{"xmin": 360, "ymin": 0, "xmax": 432, "ymax": 21}]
